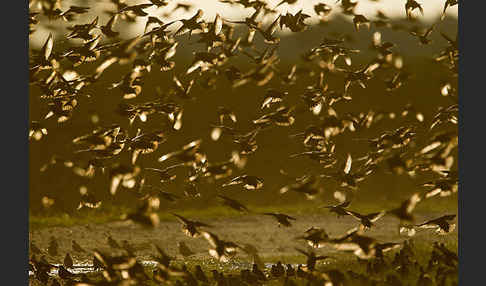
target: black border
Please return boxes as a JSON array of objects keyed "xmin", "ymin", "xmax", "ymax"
[
  {"xmin": 1, "ymin": 0, "xmax": 29, "ymax": 283},
  {"xmin": 458, "ymin": 0, "xmax": 484, "ymax": 285}
]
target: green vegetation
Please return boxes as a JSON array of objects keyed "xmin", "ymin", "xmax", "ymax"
[{"xmin": 30, "ymin": 193, "xmax": 456, "ymax": 229}]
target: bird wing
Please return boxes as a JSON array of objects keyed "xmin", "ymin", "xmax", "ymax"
[
  {"xmin": 41, "ymin": 33, "xmax": 54, "ymax": 61},
  {"xmin": 213, "ymin": 14, "xmax": 223, "ymax": 35},
  {"xmin": 345, "ymin": 210, "xmax": 364, "ymax": 220},
  {"xmin": 266, "ymin": 15, "xmax": 281, "ymax": 35},
  {"xmin": 368, "ymin": 211, "xmax": 386, "ymax": 222},
  {"xmin": 201, "ymin": 231, "xmax": 219, "ymax": 248},
  {"xmin": 344, "ymin": 153, "xmax": 352, "ymax": 174},
  {"xmin": 171, "ymin": 213, "xmax": 189, "ymax": 225}
]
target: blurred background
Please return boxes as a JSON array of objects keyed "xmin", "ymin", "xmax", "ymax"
[{"xmin": 29, "ymin": 0, "xmax": 458, "ymax": 216}]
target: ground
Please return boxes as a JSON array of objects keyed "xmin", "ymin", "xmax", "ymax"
[{"xmin": 30, "ymin": 211, "xmax": 457, "ymax": 268}]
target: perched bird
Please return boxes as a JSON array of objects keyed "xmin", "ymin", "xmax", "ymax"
[
  {"xmin": 63, "ymin": 253, "xmax": 74, "ymax": 268},
  {"xmin": 252, "ymin": 263, "xmax": 267, "ymax": 281},
  {"xmin": 286, "ymin": 264, "xmax": 295, "ymax": 276},
  {"xmin": 58, "ymin": 265, "xmax": 76, "ymax": 280},
  {"xmin": 270, "ymin": 261, "xmax": 285, "ymax": 278}
]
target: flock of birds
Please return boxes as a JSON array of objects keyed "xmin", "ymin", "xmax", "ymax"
[{"xmin": 29, "ymin": 0, "xmax": 458, "ymax": 285}]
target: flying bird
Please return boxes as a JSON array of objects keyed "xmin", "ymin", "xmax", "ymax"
[{"xmin": 262, "ymin": 212, "xmax": 297, "ymax": 227}]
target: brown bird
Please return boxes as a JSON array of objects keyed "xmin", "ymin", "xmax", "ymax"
[
  {"xmin": 275, "ymin": 0, "xmax": 298, "ymax": 8},
  {"xmin": 63, "ymin": 253, "xmax": 74, "ymax": 268},
  {"xmin": 321, "ymin": 201, "xmax": 351, "ymax": 218},
  {"xmin": 263, "ymin": 212, "xmax": 296, "ymax": 227},
  {"xmin": 122, "ymin": 200, "xmax": 160, "ymax": 228},
  {"xmin": 295, "ymin": 248, "xmax": 333, "ymax": 271},
  {"xmin": 158, "ymin": 139, "xmax": 203, "ymax": 164},
  {"xmin": 280, "ymin": 10, "xmax": 310, "ymax": 32},
  {"xmin": 172, "ymin": 213, "xmax": 212, "ymax": 237},
  {"xmin": 261, "ymin": 89, "xmax": 288, "ymax": 109},
  {"xmin": 345, "ymin": 210, "xmax": 386, "ymax": 230},
  {"xmin": 329, "ymin": 229, "xmax": 378, "ymax": 259},
  {"xmin": 218, "ymin": 195, "xmax": 250, "ymax": 213},
  {"xmin": 256, "ymin": 15, "xmax": 281, "ymax": 44},
  {"xmin": 410, "ymin": 24, "xmax": 436, "ymax": 45},
  {"xmin": 174, "ymin": 9, "xmax": 206, "ymax": 38},
  {"xmin": 353, "ymin": 15, "xmax": 371, "ymax": 30},
  {"xmin": 416, "ymin": 214, "xmax": 456, "ymax": 234},
  {"xmin": 117, "ymin": 3, "xmax": 153, "ymax": 17},
  {"xmin": 252, "ymin": 263, "xmax": 267, "ymax": 281},
  {"xmin": 296, "ymin": 227, "xmax": 330, "ymax": 249},
  {"xmin": 441, "ymin": 0, "xmax": 458, "ymax": 20},
  {"xmin": 144, "ymin": 164, "xmax": 183, "ymax": 183},
  {"xmin": 225, "ymin": 7, "xmax": 262, "ymax": 29},
  {"xmin": 201, "ymin": 231, "xmax": 240, "ymax": 262},
  {"xmin": 314, "ymin": 3, "xmax": 332, "ymax": 16},
  {"xmin": 58, "ymin": 265, "xmax": 76, "ymax": 280},
  {"xmin": 405, "ymin": 0, "xmax": 424, "ymax": 19},
  {"xmin": 222, "ymin": 174, "xmax": 264, "ymax": 190},
  {"xmin": 388, "ymin": 193, "xmax": 422, "ymax": 223},
  {"xmin": 280, "ymin": 175, "xmax": 322, "ymax": 200},
  {"xmin": 99, "ymin": 14, "xmax": 119, "ymax": 38}
]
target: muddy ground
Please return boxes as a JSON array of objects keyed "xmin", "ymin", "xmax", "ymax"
[{"xmin": 30, "ymin": 212, "xmax": 457, "ymax": 268}]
